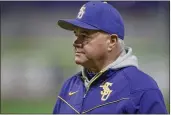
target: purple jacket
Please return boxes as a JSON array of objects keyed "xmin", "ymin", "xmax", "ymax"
[{"xmin": 53, "ymin": 47, "xmax": 167, "ymax": 114}]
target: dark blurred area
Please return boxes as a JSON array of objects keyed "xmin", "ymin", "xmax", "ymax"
[{"xmin": 1, "ymin": 1, "xmax": 169, "ymax": 113}]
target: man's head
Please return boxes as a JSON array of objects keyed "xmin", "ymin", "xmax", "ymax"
[
  {"xmin": 73, "ymin": 27, "xmax": 120, "ymax": 69},
  {"xmin": 57, "ymin": 1, "xmax": 125, "ymax": 71}
]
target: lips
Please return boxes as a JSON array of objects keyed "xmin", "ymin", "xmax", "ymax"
[
  {"xmin": 75, "ymin": 49, "xmax": 85, "ymax": 54},
  {"xmin": 75, "ymin": 51, "xmax": 85, "ymax": 55},
  {"xmin": 75, "ymin": 48, "xmax": 85, "ymax": 54},
  {"xmin": 75, "ymin": 52, "xmax": 84, "ymax": 53}
]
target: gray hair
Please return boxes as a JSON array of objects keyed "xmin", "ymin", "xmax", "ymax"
[{"xmin": 118, "ymin": 38, "xmax": 126, "ymax": 54}]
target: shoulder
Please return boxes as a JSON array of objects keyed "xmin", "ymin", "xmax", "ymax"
[
  {"xmin": 59, "ymin": 71, "xmax": 82, "ymax": 95},
  {"xmin": 121, "ymin": 66, "xmax": 159, "ymax": 93},
  {"xmin": 117, "ymin": 67, "xmax": 167, "ymax": 113},
  {"xmin": 62, "ymin": 71, "xmax": 82, "ymax": 87}
]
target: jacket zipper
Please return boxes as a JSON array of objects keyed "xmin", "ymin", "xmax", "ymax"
[
  {"xmin": 81, "ymin": 85, "xmax": 87, "ymax": 113},
  {"xmin": 80, "ymin": 70, "xmax": 107, "ymax": 113}
]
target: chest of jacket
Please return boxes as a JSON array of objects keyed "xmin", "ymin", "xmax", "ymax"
[{"xmin": 57, "ymin": 71, "xmax": 132, "ymax": 114}]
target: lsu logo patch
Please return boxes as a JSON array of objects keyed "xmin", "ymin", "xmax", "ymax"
[
  {"xmin": 100, "ymin": 82, "xmax": 113, "ymax": 101},
  {"xmin": 77, "ymin": 5, "xmax": 86, "ymax": 19}
]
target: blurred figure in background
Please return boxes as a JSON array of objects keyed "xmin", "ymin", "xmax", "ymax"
[{"xmin": 53, "ymin": 1, "xmax": 167, "ymax": 114}]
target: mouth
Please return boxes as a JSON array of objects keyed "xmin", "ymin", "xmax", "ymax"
[{"xmin": 75, "ymin": 52, "xmax": 85, "ymax": 55}]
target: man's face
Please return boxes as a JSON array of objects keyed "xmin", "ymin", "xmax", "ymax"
[{"xmin": 73, "ymin": 28, "xmax": 110, "ymax": 67}]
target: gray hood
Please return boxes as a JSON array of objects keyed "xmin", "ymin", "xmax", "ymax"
[{"xmin": 103, "ymin": 46, "xmax": 138, "ymax": 70}]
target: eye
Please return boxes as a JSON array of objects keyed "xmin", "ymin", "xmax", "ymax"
[
  {"xmin": 81, "ymin": 34, "xmax": 87, "ymax": 38},
  {"xmin": 77, "ymin": 33, "xmax": 88, "ymax": 39}
]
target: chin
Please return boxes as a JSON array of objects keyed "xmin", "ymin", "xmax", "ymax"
[
  {"xmin": 75, "ymin": 58, "xmax": 86, "ymax": 66},
  {"xmin": 75, "ymin": 59, "xmax": 83, "ymax": 65}
]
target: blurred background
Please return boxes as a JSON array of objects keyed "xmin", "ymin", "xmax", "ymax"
[{"xmin": 1, "ymin": 1, "xmax": 170, "ymax": 113}]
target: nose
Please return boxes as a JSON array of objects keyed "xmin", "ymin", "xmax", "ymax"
[{"xmin": 73, "ymin": 39, "xmax": 83, "ymax": 48}]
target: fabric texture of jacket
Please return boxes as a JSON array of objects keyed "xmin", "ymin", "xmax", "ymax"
[{"xmin": 53, "ymin": 47, "xmax": 168, "ymax": 114}]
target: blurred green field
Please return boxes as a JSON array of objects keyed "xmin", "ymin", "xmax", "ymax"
[
  {"xmin": 1, "ymin": 98, "xmax": 56, "ymax": 114},
  {"xmin": 1, "ymin": 98, "xmax": 170, "ymax": 113}
]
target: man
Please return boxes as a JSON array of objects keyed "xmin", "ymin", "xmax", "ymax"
[{"xmin": 53, "ymin": 1, "xmax": 167, "ymax": 114}]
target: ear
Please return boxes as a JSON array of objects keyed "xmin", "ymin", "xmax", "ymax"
[{"xmin": 107, "ymin": 34, "xmax": 118, "ymax": 51}]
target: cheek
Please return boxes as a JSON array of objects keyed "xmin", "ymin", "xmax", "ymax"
[{"xmin": 84, "ymin": 42, "xmax": 107, "ymax": 58}]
